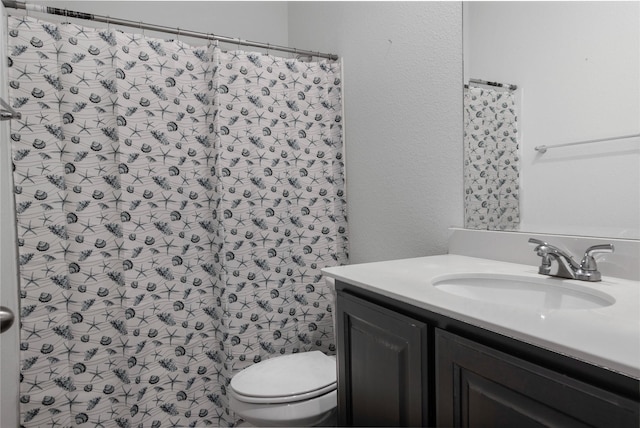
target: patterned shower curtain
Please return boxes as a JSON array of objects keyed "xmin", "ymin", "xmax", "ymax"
[
  {"xmin": 463, "ymin": 85, "xmax": 520, "ymax": 230},
  {"xmin": 7, "ymin": 15, "xmax": 347, "ymax": 427}
]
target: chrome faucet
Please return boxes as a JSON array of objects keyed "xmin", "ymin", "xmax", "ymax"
[{"xmin": 528, "ymin": 238, "xmax": 614, "ymax": 282}]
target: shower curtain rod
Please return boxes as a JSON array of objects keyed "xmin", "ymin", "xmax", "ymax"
[
  {"xmin": 466, "ymin": 78, "xmax": 518, "ymax": 91},
  {"xmin": 1, "ymin": 0, "xmax": 339, "ymax": 60}
]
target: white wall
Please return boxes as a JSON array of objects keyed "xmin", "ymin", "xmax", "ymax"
[
  {"xmin": 465, "ymin": 1, "xmax": 640, "ymax": 239},
  {"xmin": 289, "ymin": 2, "xmax": 463, "ymax": 263}
]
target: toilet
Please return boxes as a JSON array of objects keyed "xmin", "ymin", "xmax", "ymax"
[
  {"xmin": 229, "ymin": 351, "xmax": 337, "ymax": 426},
  {"xmin": 229, "ymin": 278, "xmax": 338, "ymax": 427}
]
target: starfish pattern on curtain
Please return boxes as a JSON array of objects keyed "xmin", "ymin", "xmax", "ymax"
[{"xmin": 7, "ymin": 14, "xmax": 347, "ymax": 427}]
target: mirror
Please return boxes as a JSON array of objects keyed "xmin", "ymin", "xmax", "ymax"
[{"xmin": 463, "ymin": 1, "xmax": 640, "ymax": 239}]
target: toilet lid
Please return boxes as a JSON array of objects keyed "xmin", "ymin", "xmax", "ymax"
[{"xmin": 230, "ymin": 351, "xmax": 337, "ymax": 403}]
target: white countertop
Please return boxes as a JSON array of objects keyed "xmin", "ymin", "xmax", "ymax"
[{"xmin": 323, "ymin": 254, "xmax": 640, "ymax": 379}]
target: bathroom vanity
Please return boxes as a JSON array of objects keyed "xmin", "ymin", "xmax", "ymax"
[{"xmin": 323, "ymin": 255, "xmax": 640, "ymax": 427}]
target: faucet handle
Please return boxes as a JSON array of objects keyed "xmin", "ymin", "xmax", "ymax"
[
  {"xmin": 528, "ymin": 238, "xmax": 548, "ymax": 247},
  {"xmin": 528, "ymin": 238, "xmax": 550, "ymax": 256},
  {"xmin": 580, "ymin": 244, "xmax": 615, "ymax": 271},
  {"xmin": 528, "ymin": 238, "xmax": 552, "ymax": 273}
]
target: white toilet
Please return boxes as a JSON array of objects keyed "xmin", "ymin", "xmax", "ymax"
[{"xmin": 229, "ymin": 278, "xmax": 338, "ymax": 427}]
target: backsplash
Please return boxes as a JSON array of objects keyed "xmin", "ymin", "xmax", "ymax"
[{"xmin": 448, "ymin": 228, "xmax": 640, "ymax": 281}]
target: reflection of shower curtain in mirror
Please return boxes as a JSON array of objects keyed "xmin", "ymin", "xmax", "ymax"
[{"xmin": 463, "ymin": 85, "xmax": 520, "ymax": 230}]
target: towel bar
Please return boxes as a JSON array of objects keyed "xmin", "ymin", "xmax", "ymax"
[{"xmin": 535, "ymin": 133, "xmax": 640, "ymax": 154}]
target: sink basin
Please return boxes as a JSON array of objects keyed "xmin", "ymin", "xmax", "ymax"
[{"xmin": 432, "ymin": 274, "xmax": 615, "ymax": 310}]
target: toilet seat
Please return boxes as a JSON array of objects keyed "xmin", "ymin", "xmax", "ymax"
[
  {"xmin": 230, "ymin": 351, "xmax": 337, "ymax": 404},
  {"xmin": 232, "ymin": 382, "xmax": 336, "ymax": 404}
]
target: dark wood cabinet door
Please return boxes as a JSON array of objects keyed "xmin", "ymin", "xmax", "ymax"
[
  {"xmin": 436, "ymin": 329, "xmax": 640, "ymax": 428},
  {"xmin": 337, "ymin": 291, "xmax": 429, "ymax": 427}
]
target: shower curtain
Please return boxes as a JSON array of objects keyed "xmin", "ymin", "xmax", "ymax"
[
  {"xmin": 463, "ymin": 85, "xmax": 520, "ymax": 230},
  {"xmin": 7, "ymin": 15, "xmax": 347, "ymax": 427}
]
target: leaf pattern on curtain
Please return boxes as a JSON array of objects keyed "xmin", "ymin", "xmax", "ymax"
[
  {"xmin": 463, "ymin": 85, "xmax": 520, "ymax": 230},
  {"xmin": 7, "ymin": 15, "xmax": 347, "ymax": 428}
]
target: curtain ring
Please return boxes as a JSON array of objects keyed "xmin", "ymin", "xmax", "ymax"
[
  {"xmin": 266, "ymin": 43, "xmax": 270, "ymax": 56},
  {"xmin": 177, "ymin": 27, "xmax": 181, "ymax": 42},
  {"xmin": 139, "ymin": 20, "xmax": 144, "ymax": 36},
  {"xmin": 106, "ymin": 16, "xmax": 110, "ymax": 31}
]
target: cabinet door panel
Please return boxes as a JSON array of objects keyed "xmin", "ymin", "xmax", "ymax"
[
  {"xmin": 436, "ymin": 329, "xmax": 639, "ymax": 428},
  {"xmin": 337, "ymin": 291, "xmax": 429, "ymax": 427}
]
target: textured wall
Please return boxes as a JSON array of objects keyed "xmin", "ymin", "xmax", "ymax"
[{"xmin": 289, "ymin": 2, "xmax": 464, "ymax": 263}]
